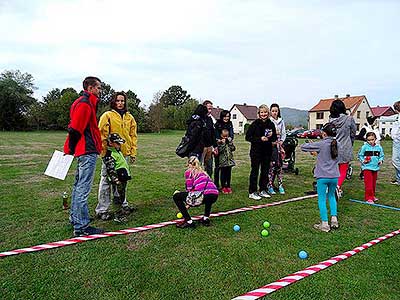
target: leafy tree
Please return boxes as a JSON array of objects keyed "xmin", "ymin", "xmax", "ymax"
[
  {"xmin": 0, "ymin": 70, "xmax": 36, "ymax": 130},
  {"xmin": 126, "ymin": 90, "xmax": 141, "ymax": 109},
  {"xmin": 147, "ymin": 91, "xmax": 163, "ymax": 133},
  {"xmin": 99, "ymin": 82, "xmax": 114, "ymax": 106},
  {"xmin": 160, "ymin": 85, "xmax": 191, "ymax": 107}
]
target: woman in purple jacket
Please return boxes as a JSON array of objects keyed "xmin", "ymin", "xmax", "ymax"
[{"xmin": 173, "ymin": 156, "xmax": 219, "ymax": 228}]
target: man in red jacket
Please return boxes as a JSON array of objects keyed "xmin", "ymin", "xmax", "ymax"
[{"xmin": 64, "ymin": 76, "xmax": 104, "ymax": 237}]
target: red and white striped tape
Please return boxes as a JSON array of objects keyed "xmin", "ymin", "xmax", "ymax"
[
  {"xmin": 232, "ymin": 228, "xmax": 400, "ymax": 300},
  {"xmin": 0, "ymin": 194, "xmax": 316, "ymax": 258}
]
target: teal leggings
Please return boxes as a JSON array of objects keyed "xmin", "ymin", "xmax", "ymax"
[{"xmin": 316, "ymin": 178, "xmax": 338, "ymax": 221}]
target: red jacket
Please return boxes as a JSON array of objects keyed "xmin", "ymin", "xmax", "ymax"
[{"xmin": 63, "ymin": 91, "xmax": 102, "ymax": 157}]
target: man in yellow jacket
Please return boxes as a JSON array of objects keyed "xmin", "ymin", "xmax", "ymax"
[{"xmin": 95, "ymin": 91, "xmax": 138, "ymax": 220}]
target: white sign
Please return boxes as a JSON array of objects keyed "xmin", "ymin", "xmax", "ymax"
[{"xmin": 44, "ymin": 150, "xmax": 74, "ymax": 180}]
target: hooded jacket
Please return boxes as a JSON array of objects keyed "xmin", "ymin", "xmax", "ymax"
[
  {"xmin": 98, "ymin": 109, "xmax": 137, "ymax": 158},
  {"xmin": 63, "ymin": 91, "xmax": 102, "ymax": 157},
  {"xmin": 358, "ymin": 142, "xmax": 384, "ymax": 171},
  {"xmin": 329, "ymin": 114, "xmax": 356, "ymax": 163},
  {"xmin": 270, "ymin": 117, "xmax": 286, "ymax": 142},
  {"xmin": 185, "ymin": 114, "xmax": 206, "ymax": 156},
  {"xmin": 245, "ymin": 118, "xmax": 277, "ymax": 157}
]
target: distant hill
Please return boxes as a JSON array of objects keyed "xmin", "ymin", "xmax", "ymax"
[{"xmin": 281, "ymin": 107, "xmax": 308, "ymax": 128}]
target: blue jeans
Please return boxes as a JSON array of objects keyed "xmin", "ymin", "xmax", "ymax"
[
  {"xmin": 70, "ymin": 153, "xmax": 98, "ymax": 231},
  {"xmin": 392, "ymin": 141, "xmax": 400, "ymax": 183},
  {"xmin": 316, "ymin": 178, "xmax": 338, "ymax": 222}
]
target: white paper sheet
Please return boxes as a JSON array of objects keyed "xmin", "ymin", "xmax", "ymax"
[{"xmin": 44, "ymin": 150, "xmax": 74, "ymax": 180}]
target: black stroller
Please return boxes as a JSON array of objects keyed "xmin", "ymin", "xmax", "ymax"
[{"xmin": 282, "ymin": 136, "xmax": 299, "ymax": 175}]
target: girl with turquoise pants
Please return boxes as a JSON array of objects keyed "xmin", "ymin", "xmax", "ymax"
[{"xmin": 301, "ymin": 123, "xmax": 340, "ymax": 232}]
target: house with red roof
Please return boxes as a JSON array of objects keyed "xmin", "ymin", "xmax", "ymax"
[
  {"xmin": 308, "ymin": 94, "xmax": 373, "ymax": 132},
  {"xmin": 371, "ymin": 105, "xmax": 397, "ymax": 137},
  {"xmin": 229, "ymin": 103, "xmax": 258, "ymax": 134}
]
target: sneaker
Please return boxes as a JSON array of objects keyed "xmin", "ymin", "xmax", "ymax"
[
  {"xmin": 200, "ymin": 218, "xmax": 211, "ymax": 226},
  {"xmin": 313, "ymin": 223, "xmax": 330, "ymax": 233},
  {"xmin": 222, "ymin": 187, "xmax": 229, "ymax": 194},
  {"xmin": 121, "ymin": 205, "xmax": 136, "ymax": 215},
  {"xmin": 249, "ymin": 192, "xmax": 262, "ymax": 200},
  {"xmin": 227, "ymin": 187, "xmax": 233, "ymax": 194},
  {"xmin": 390, "ymin": 180, "xmax": 400, "ymax": 185},
  {"xmin": 373, "ymin": 197, "xmax": 379, "ymax": 202},
  {"xmin": 176, "ymin": 221, "xmax": 196, "ymax": 229},
  {"xmin": 74, "ymin": 226, "xmax": 105, "ymax": 237},
  {"xmin": 96, "ymin": 212, "xmax": 113, "ymax": 221},
  {"xmin": 278, "ymin": 185, "xmax": 285, "ymax": 194},
  {"xmin": 335, "ymin": 186, "xmax": 343, "ymax": 199},
  {"xmin": 259, "ymin": 190, "xmax": 271, "ymax": 198},
  {"xmin": 330, "ymin": 219, "xmax": 339, "ymax": 230},
  {"xmin": 268, "ymin": 187, "xmax": 276, "ymax": 195},
  {"xmin": 366, "ymin": 199, "xmax": 374, "ymax": 204}
]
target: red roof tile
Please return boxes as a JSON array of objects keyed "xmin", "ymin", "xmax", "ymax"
[
  {"xmin": 210, "ymin": 107, "xmax": 224, "ymax": 120},
  {"xmin": 231, "ymin": 104, "xmax": 258, "ymax": 120},
  {"xmin": 309, "ymin": 96, "xmax": 366, "ymax": 112},
  {"xmin": 371, "ymin": 106, "xmax": 396, "ymax": 117}
]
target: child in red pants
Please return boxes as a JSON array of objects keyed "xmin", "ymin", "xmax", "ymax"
[{"xmin": 358, "ymin": 132, "xmax": 384, "ymax": 203}]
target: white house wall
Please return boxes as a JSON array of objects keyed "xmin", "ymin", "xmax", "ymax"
[{"xmin": 230, "ymin": 106, "xmax": 247, "ymax": 134}]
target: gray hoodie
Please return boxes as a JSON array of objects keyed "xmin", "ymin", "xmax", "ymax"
[
  {"xmin": 301, "ymin": 137, "xmax": 340, "ymax": 179},
  {"xmin": 270, "ymin": 117, "xmax": 286, "ymax": 142},
  {"xmin": 329, "ymin": 114, "xmax": 356, "ymax": 163}
]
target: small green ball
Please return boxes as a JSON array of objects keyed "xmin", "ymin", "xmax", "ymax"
[
  {"xmin": 261, "ymin": 229, "xmax": 269, "ymax": 237},
  {"xmin": 263, "ymin": 221, "xmax": 270, "ymax": 229}
]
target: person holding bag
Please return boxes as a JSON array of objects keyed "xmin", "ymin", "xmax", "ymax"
[{"xmin": 173, "ymin": 156, "xmax": 219, "ymax": 228}]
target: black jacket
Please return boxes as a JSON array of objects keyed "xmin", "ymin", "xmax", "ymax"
[
  {"xmin": 214, "ymin": 120, "xmax": 234, "ymax": 141},
  {"xmin": 245, "ymin": 118, "xmax": 277, "ymax": 157},
  {"xmin": 203, "ymin": 115, "xmax": 216, "ymax": 147},
  {"xmin": 186, "ymin": 115, "xmax": 206, "ymax": 155}
]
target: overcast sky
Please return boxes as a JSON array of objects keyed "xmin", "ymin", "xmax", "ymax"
[{"xmin": 1, "ymin": 0, "xmax": 399, "ymax": 110}]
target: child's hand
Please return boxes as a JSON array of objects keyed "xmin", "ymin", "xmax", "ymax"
[
  {"xmin": 261, "ymin": 136, "xmax": 268, "ymax": 142},
  {"xmin": 311, "ymin": 151, "xmax": 317, "ymax": 156},
  {"xmin": 378, "ymin": 161, "xmax": 383, "ymax": 166}
]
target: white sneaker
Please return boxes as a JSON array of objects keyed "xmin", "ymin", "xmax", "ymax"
[
  {"xmin": 249, "ymin": 192, "xmax": 262, "ymax": 200},
  {"xmin": 259, "ymin": 190, "xmax": 271, "ymax": 198}
]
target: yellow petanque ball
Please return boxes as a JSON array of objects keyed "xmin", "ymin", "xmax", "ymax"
[{"xmin": 177, "ymin": 212, "xmax": 183, "ymax": 219}]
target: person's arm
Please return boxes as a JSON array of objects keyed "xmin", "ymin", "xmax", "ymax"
[
  {"xmin": 300, "ymin": 141, "xmax": 321, "ymax": 153},
  {"xmin": 98, "ymin": 112, "xmax": 110, "ymax": 157},
  {"xmin": 349, "ymin": 117, "xmax": 357, "ymax": 144},
  {"xmin": 378, "ymin": 145, "xmax": 384, "ymax": 164},
  {"xmin": 129, "ymin": 115, "xmax": 138, "ymax": 162},
  {"xmin": 391, "ymin": 118, "xmax": 400, "ymax": 140},
  {"xmin": 355, "ymin": 128, "xmax": 367, "ymax": 141},
  {"xmin": 229, "ymin": 141, "xmax": 236, "ymax": 152},
  {"xmin": 358, "ymin": 144, "xmax": 366, "ymax": 163},
  {"xmin": 245, "ymin": 123, "xmax": 261, "ymax": 143},
  {"xmin": 66, "ymin": 103, "xmax": 91, "ymax": 155},
  {"xmin": 269, "ymin": 123, "xmax": 277, "ymax": 143},
  {"xmin": 280, "ymin": 120, "xmax": 287, "ymax": 142},
  {"xmin": 186, "ymin": 121, "xmax": 202, "ymax": 152},
  {"xmin": 185, "ymin": 170, "xmax": 194, "ymax": 191}
]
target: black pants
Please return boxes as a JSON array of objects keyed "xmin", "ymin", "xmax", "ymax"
[
  {"xmin": 173, "ymin": 192, "xmax": 218, "ymax": 221},
  {"xmin": 220, "ymin": 166, "xmax": 232, "ymax": 188},
  {"xmin": 249, "ymin": 155, "xmax": 270, "ymax": 194},
  {"xmin": 214, "ymin": 155, "xmax": 220, "ymax": 188}
]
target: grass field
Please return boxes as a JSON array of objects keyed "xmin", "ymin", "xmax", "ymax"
[{"xmin": 0, "ymin": 130, "xmax": 399, "ymax": 300}]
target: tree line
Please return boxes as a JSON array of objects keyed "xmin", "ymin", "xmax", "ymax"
[{"xmin": 0, "ymin": 70, "xmax": 200, "ymax": 132}]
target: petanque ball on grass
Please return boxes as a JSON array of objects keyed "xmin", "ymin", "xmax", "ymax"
[
  {"xmin": 233, "ymin": 225, "xmax": 241, "ymax": 232},
  {"xmin": 263, "ymin": 221, "xmax": 270, "ymax": 229},
  {"xmin": 261, "ymin": 229, "xmax": 269, "ymax": 237},
  {"xmin": 176, "ymin": 212, "xmax": 183, "ymax": 219},
  {"xmin": 298, "ymin": 250, "xmax": 308, "ymax": 259}
]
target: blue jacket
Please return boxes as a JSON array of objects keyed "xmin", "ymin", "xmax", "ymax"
[{"xmin": 358, "ymin": 143, "xmax": 384, "ymax": 171}]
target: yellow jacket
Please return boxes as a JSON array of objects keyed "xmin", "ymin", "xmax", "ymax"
[{"xmin": 99, "ymin": 110, "xmax": 137, "ymax": 157}]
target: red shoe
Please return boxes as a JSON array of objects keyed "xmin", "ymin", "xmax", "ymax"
[
  {"xmin": 222, "ymin": 188, "xmax": 229, "ymax": 194},
  {"xmin": 366, "ymin": 199, "xmax": 374, "ymax": 204},
  {"xmin": 227, "ymin": 187, "xmax": 233, "ymax": 194}
]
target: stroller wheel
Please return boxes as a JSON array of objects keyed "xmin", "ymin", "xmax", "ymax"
[{"xmin": 295, "ymin": 168, "xmax": 299, "ymax": 175}]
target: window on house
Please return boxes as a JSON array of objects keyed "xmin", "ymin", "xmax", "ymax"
[
  {"xmin": 366, "ymin": 111, "xmax": 369, "ymax": 118},
  {"xmin": 382, "ymin": 128, "xmax": 386, "ymax": 135},
  {"xmin": 316, "ymin": 124, "xmax": 323, "ymax": 129},
  {"xmin": 382, "ymin": 122, "xmax": 386, "ymax": 125},
  {"xmin": 232, "ymin": 114, "xmax": 237, "ymax": 120},
  {"xmin": 356, "ymin": 123, "xmax": 360, "ymax": 131},
  {"xmin": 357, "ymin": 111, "xmax": 361, "ymax": 119},
  {"xmin": 239, "ymin": 121, "xmax": 243, "ymax": 127},
  {"xmin": 316, "ymin": 112, "xmax": 324, "ymax": 119}
]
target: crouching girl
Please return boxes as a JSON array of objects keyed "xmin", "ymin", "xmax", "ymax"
[{"xmin": 173, "ymin": 156, "xmax": 219, "ymax": 228}]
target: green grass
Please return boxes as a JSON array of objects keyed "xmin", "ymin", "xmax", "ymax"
[{"xmin": 0, "ymin": 131, "xmax": 399, "ymax": 300}]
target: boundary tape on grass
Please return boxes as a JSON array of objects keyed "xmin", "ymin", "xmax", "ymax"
[
  {"xmin": 349, "ymin": 199, "xmax": 400, "ymax": 211},
  {"xmin": 232, "ymin": 228, "xmax": 400, "ymax": 300},
  {"xmin": 0, "ymin": 194, "xmax": 316, "ymax": 259}
]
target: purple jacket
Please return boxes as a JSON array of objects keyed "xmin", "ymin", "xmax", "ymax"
[{"xmin": 185, "ymin": 170, "xmax": 219, "ymax": 195}]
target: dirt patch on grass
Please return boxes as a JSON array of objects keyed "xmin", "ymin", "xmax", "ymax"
[{"xmin": 127, "ymin": 231, "xmax": 164, "ymax": 251}]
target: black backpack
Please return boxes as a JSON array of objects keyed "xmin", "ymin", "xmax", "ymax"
[{"xmin": 175, "ymin": 135, "xmax": 191, "ymax": 158}]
